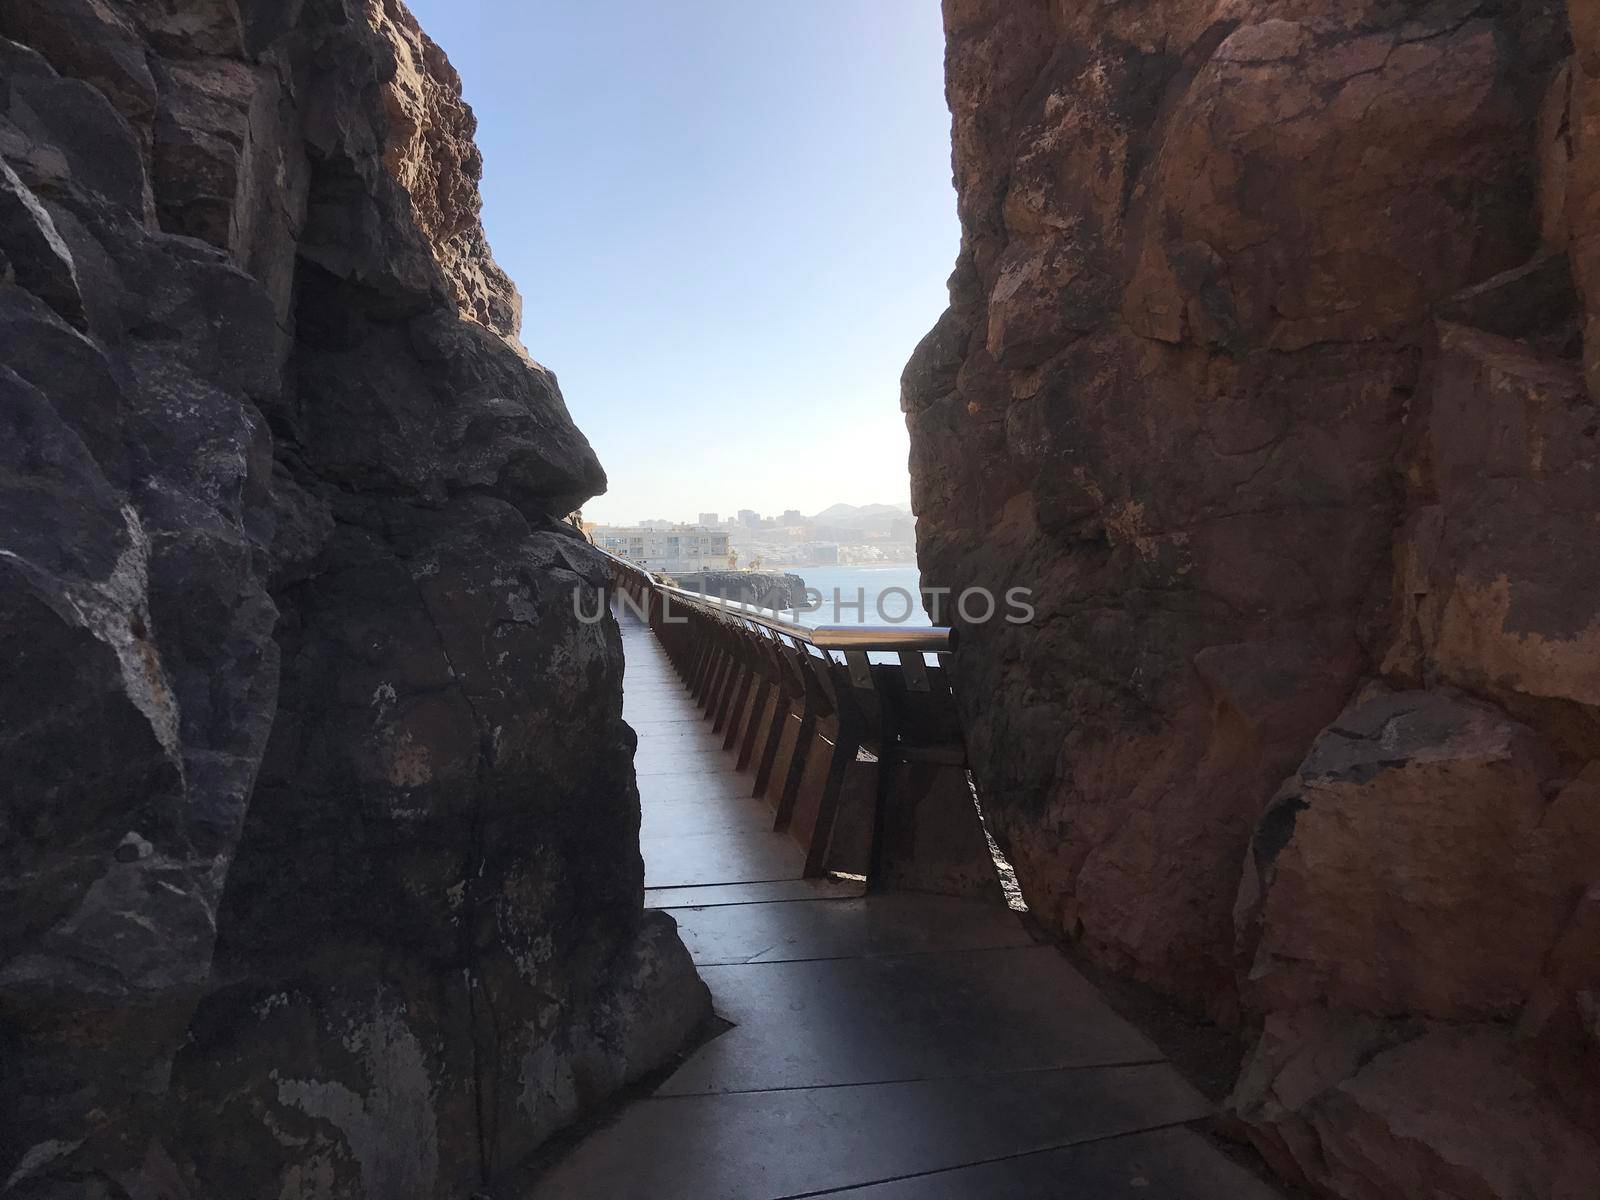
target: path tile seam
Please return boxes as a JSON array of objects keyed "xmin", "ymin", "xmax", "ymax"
[
  {"xmin": 638, "ymin": 1059, "xmax": 1193, "ymax": 1103},
  {"xmin": 647, "ymin": 1057, "xmax": 1177, "ymax": 1101},
  {"xmin": 768, "ymin": 1118, "xmax": 1219, "ymax": 1200},
  {"xmin": 688, "ymin": 936, "xmax": 1056, "ymax": 969}
]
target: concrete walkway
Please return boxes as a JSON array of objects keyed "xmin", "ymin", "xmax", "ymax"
[{"xmin": 533, "ymin": 613, "xmax": 1282, "ymax": 1198}]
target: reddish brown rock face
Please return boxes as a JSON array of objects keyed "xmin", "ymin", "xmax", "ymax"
[
  {"xmin": 1566, "ymin": 1, "xmax": 1600, "ymax": 397},
  {"xmin": 1235, "ymin": 687, "xmax": 1595, "ymax": 1022},
  {"xmin": 910, "ymin": 0, "xmax": 1600, "ymax": 1194},
  {"xmin": 1231, "ymin": 1010, "xmax": 1600, "ymax": 1200},
  {"xmin": 910, "ymin": 0, "xmax": 1569, "ymax": 1013}
]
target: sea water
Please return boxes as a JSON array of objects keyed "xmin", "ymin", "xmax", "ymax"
[{"xmin": 782, "ymin": 563, "xmax": 929, "ymax": 629}]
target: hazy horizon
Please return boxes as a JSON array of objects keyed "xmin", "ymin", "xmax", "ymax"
[{"xmin": 404, "ymin": 0, "xmax": 957, "ymax": 524}]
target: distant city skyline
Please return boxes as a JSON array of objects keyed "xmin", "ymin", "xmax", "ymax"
[
  {"xmin": 590, "ymin": 499, "xmax": 911, "ymax": 528},
  {"xmin": 591, "ymin": 501, "xmax": 916, "ymax": 570},
  {"xmin": 403, "ymin": 1, "xmax": 957, "ymax": 525}
]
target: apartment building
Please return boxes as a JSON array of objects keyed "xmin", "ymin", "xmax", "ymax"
[{"xmin": 592, "ymin": 524, "xmax": 733, "ymax": 574}]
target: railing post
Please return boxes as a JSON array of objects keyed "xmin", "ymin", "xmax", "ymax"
[
  {"xmin": 717, "ymin": 627, "xmax": 756, "ymax": 743},
  {"xmin": 772, "ymin": 645, "xmax": 830, "ymax": 833},
  {"xmin": 699, "ymin": 622, "xmax": 732, "ymax": 712},
  {"xmin": 710, "ymin": 622, "xmax": 746, "ymax": 731},
  {"xmin": 735, "ymin": 646, "xmax": 775, "ymax": 771},
  {"xmin": 697, "ymin": 620, "xmax": 729, "ymax": 704},
  {"xmin": 869, "ymin": 656, "xmax": 1004, "ymax": 902},
  {"xmin": 750, "ymin": 638, "xmax": 798, "ymax": 799}
]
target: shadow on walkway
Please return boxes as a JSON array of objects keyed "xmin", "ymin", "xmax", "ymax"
[{"xmin": 528, "ymin": 611, "xmax": 1283, "ymax": 1199}]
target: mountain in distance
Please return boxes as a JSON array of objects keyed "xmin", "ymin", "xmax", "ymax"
[{"xmin": 808, "ymin": 502, "xmax": 912, "ymax": 529}]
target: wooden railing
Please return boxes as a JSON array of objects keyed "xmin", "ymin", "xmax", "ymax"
[{"xmin": 603, "ymin": 550, "xmax": 1004, "ymax": 900}]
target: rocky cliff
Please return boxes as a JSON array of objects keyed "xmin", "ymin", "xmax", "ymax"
[
  {"xmin": 672, "ymin": 569, "xmax": 813, "ymax": 611},
  {"xmin": 0, "ymin": 2, "xmax": 706, "ymax": 1196},
  {"xmin": 906, "ymin": 1, "xmax": 1600, "ymax": 1196}
]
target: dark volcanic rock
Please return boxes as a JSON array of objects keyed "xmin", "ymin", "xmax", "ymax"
[
  {"xmin": 674, "ymin": 569, "xmax": 813, "ymax": 611},
  {"xmin": 910, "ymin": 1, "xmax": 1599, "ymax": 1195},
  {"xmin": 0, "ymin": 2, "xmax": 705, "ymax": 1196}
]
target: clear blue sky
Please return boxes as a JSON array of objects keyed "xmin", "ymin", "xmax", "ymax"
[{"xmin": 405, "ymin": 0, "xmax": 957, "ymax": 524}]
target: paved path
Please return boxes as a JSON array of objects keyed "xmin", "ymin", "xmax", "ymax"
[{"xmin": 534, "ymin": 613, "xmax": 1281, "ymax": 1199}]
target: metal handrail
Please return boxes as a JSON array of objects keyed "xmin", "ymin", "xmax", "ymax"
[
  {"xmin": 809, "ymin": 624, "xmax": 954, "ymax": 652},
  {"xmin": 637, "ymin": 569, "xmax": 838, "ymax": 646},
  {"xmin": 591, "ymin": 543, "xmax": 956, "ymax": 653},
  {"xmin": 656, "ymin": 580, "xmax": 817, "ymax": 641}
]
